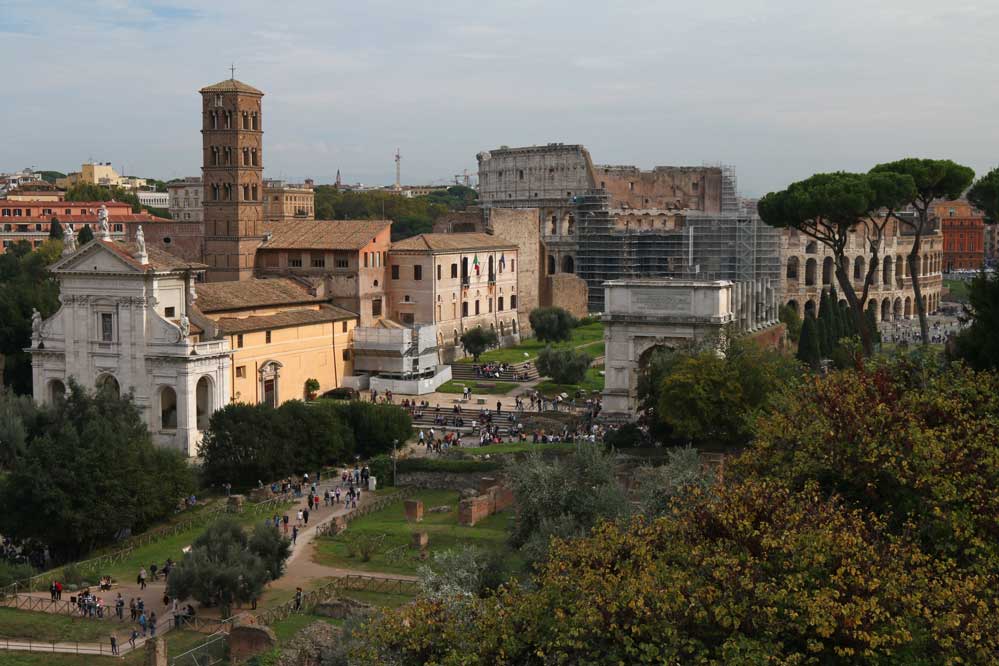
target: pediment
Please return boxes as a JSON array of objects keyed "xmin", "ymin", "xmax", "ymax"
[{"xmin": 52, "ymin": 241, "xmax": 143, "ymax": 275}]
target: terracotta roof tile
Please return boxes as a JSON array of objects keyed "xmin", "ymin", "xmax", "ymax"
[
  {"xmin": 214, "ymin": 305, "xmax": 356, "ymax": 334},
  {"xmin": 199, "ymin": 79, "xmax": 264, "ymax": 95},
  {"xmin": 260, "ymin": 219, "xmax": 390, "ymax": 250},
  {"xmin": 195, "ymin": 278, "xmax": 322, "ymax": 313},
  {"xmin": 97, "ymin": 239, "xmax": 208, "ymax": 272},
  {"xmin": 391, "ymin": 232, "xmax": 517, "ymax": 253}
]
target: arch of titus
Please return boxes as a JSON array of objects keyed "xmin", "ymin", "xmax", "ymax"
[{"xmin": 601, "ymin": 278, "xmax": 779, "ymax": 419}]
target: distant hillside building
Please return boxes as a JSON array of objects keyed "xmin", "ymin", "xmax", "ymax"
[
  {"xmin": 1, "ymin": 201, "xmax": 162, "ymax": 252},
  {"xmin": 934, "ymin": 199, "xmax": 985, "ymax": 272},
  {"xmin": 167, "ymin": 177, "xmax": 203, "ymax": 223},
  {"xmin": 56, "ymin": 162, "xmax": 146, "ymax": 190},
  {"xmin": 263, "ymin": 179, "xmax": 315, "ymax": 222}
]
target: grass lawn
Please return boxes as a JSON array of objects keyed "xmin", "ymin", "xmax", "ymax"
[
  {"xmin": 462, "ymin": 442, "xmax": 577, "ymax": 457},
  {"xmin": 436, "ymin": 380, "xmax": 517, "ymax": 395},
  {"xmin": 0, "ymin": 608, "xmax": 120, "ymax": 643},
  {"xmin": 339, "ymin": 589, "xmax": 415, "ymax": 608},
  {"xmin": 103, "ymin": 501, "xmax": 295, "ymax": 582},
  {"xmin": 535, "ymin": 367, "xmax": 605, "ymax": 398},
  {"xmin": 0, "ymin": 630, "xmax": 206, "ymax": 665},
  {"xmin": 270, "ymin": 613, "xmax": 344, "ymax": 643},
  {"xmin": 943, "ymin": 278, "xmax": 970, "ymax": 302},
  {"xmin": 313, "ymin": 489, "xmax": 520, "ymax": 577},
  {"xmin": 460, "ymin": 322, "xmax": 604, "ymax": 364}
]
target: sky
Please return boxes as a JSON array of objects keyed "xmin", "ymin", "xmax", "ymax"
[{"xmin": 2, "ymin": 0, "xmax": 998, "ymax": 196}]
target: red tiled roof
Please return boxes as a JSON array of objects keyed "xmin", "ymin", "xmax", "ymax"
[
  {"xmin": 97, "ymin": 239, "xmax": 208, "ymax": 272},
  {"xmin": 391, "ymin": 232, "xmax": 517, "ymax": 253},
  {"xmin": 195, "ymin": 278, "xmax": 322, "ymax": 313},
  {"xmin": 213, "ymin": 304, "xmax": 356, "ymax": 334},
  {"xmin": 260, "ymin": 219, "xmax": 390, "ymax": 250},
  {"xmin": 199, "ymin": 79, "xmax": 264, "ymax": 95}
]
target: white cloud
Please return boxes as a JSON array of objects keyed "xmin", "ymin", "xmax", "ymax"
[{"xmin": 1, "ymin": 0, "xmax": 997, "ymax": 194}]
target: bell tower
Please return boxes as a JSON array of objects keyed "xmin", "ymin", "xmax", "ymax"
[{"xmin": 199, "ymin": 77, "xmax": 264, "ymax": 281}]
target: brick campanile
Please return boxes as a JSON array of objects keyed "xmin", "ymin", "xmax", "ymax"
[{"xmin": 199, "ymin": 78, "xmax": 265, "ymax": 281}]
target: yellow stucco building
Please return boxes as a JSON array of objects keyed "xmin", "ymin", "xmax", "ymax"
[{"xmin": 195, "ymin": 278, "xmax": 357, "ymax": 406}]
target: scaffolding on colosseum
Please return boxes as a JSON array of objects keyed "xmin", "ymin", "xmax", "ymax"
[{"xmin": 575, "ymin": 190, "xmax": 782, "ymax": 311}]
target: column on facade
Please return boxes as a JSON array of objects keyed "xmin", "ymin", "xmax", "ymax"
[
  {"xmin": 175, "ymin": 369, "xmax": 198, "ymax": 457},
  {"xmin": 746, "ymin": 281, "xmax": 756, "ymax": 331},
  {"xmin": 732, "ymin": 282, "xmax": 742, "ymax": 333}
]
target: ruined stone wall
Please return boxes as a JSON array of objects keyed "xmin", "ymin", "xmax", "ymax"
[
  {"xmin": 541, "ymin": 273, "xmax": 589, "ymax": 318},
  {"xmin": 432, "ymin": 210, "xmax": 483, "ymax": 234},
  {"xmin": 488, "ymin": 207, "xmax": 542, "ymax": 335},
  {"xmin": 743, "ymin": 322, "xmax": 787, "ymax": 351},
  {"xmin": 593, "ymin": 165, "xmax": 722, "ymax": 212},
  {"xmin": 458, "ymin": 483, "xmax": 515, "ymax": 527},
  {"xmin": 477, "ymin": 144, "xmax": 595, "ymax": 205},
  {"xmin": 396, "ymin": 471, "xmax": 490, "ymax": 490}
]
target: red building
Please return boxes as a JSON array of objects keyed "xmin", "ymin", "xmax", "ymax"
[
  {"xmin": 934, "ymin": 199, "xmax": 985, "ymax": 272},
  {"xmin": 0, "ymin": 200, "xmax": 164, "ymax": 252}
]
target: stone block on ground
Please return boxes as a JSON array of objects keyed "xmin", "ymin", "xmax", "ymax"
[
  {"xmin": 478, "ymin": 476, "xmax": 498, "ymax": 493},
  {"xmin": 229, "ymin": 616, "xmax": 277, "ymax": 664},
  {"xmin": 145, "ymin": 636, "xmax": 167, "ymax": 666},
  {"xmin": 428, "ymin": 505, "xmax": 451, "ymax": 514},
  {"xmin": 404, "ymin": 499, "xmax": 424, "ymax": 522},
  {"xmin": 314, "ymin": 597, "xmax": 375, "ymax": 620},
  {"xmin": 227, "ymin": 494, "xmax": 245, "ymax": 512},
  {"xmin": 411, "ymin": 531, "xmax": 429, "ymax": 549}
]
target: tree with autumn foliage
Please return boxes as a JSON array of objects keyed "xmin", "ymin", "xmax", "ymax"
[
  {"xmin": 731, "ymin": 356, "xmax": 999, "ymax": 573},
  {"xmin": 354, "ymin": 479, "xmax": 999, "ymax": 665}
]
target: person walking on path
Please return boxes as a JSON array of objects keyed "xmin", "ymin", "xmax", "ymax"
[
  {"xmin": 129, "ymin": 629, "xmax": 138, "ymax": 650},
  {"xmin": 129, "ymin": 598, "xmax": 137, "ymax": 621},
  {"xmin": 138, "ymin": 567, "xmax": 147, "ymax": 590},
  {"xmin": 109, "ymin": 633, "xmax": 119, "ymax": 656},
  {"xmin": 294, "ymin": 587, "xmax": 303, "ymax": 612},
  {"xmin": 115, "ymin": 593, "xmax": 124, "ymax": 620},
  {"xmin": 296, "ymin": 509, "xmax": 303, "ymax": 526},
  {"xmin": 291, "ymin": 525, "xmax": 298, "ymax": 545},
  {"xmin": 303, "ymin": 507, "xmax": 310, "ymax": 525},
  {"xmin": 138, "ymin": 611, "xmax": 148, "ymax": 637},
  {"xmin": 149, "ymin": 611, "xmax": 157, "ymax": 637}
]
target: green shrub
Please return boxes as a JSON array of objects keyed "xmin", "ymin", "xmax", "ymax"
[
  {"xmin": 0, "ymin": 562, "xmax": 36, "ymax": 588},
  {"xmin": 325, "ymin": 401, "xmax": 412, "ymax": 459},
  {"xmin": 61, "ymin": 563, "xmax": 85, "ymax": 586},
  {"xmin": 604, "ymin": 423, "xmax": 647, "ymax": 449},
  {"xmin": 368, "ymin": 454, "xmax": 395, "ymax": 487}
]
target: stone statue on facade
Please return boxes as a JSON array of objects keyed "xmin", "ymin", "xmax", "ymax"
[
  {"xmin": 179, "ymin": 314, "xmax": 191, "ymax": 339},
  {"xmin": 97, "ymin": 204, "xmax": 111, "ymax": 240},
  {"xmin": 62, "ymin": 224, "xmax": 77, "ymax": 255},
  {"xmin": 135, "ymin": 225, "xmax": 148, "ymax": 264},
  {"xmin": 31, "ymin": 308, "xmax": 43, "ymax": 343}
]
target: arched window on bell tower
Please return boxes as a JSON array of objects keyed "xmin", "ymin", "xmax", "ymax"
[
  {"xmin": 251, "ymin": 112, "xmax": 258, "ymax": 130},
  {"xmin": 242, "ymin": 112, "xmax": 249, "ymax": 130},
  {"xmin": 251, "ymin": 148, "xmax": 258, "ymax": 166}
]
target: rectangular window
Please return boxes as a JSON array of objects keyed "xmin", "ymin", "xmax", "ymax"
[
  {"xmin": 372, "ymin": 298, "xmax": 382, "ymax": 317},
  {"xmin": 498, "ymin": 296, "xmax": 504, "ymax": 311},
  {"xmin": 391, "ymin": 265, "xmax": 399, "ymax": 279},
  {"xmin": 100, "ymin": 313, "xmax": 113, "ymax": 342},
  {"xmin": 235, "ymin": 366, "xmax": 246, "ymax": 378},
  {"xmin": 401, "ymin": 313, "xmax": 415, "ymax": 324},
  {"xmin": 462, "ymin": 302, "xmax": 468, "ymax": 317},
  {"xmin": 265, "ymin": 330, "xmax": 272, "ymax": 344},
  {"xmin": 335, "ymin": 252, "xmax": 349, "ymax": 269},
  {"xmin": 475, "ymin": 300, "xmax": 480, "ymax": 315},
  {"xmin": 437, "ymin": 264, "xmax": 442, "ymax": 280},
  {"xmin": 488, "ymin": 299, "xmax": 492, "ymax": 313},
  {"xmin": 414, "ymin": 265, "xmax": 422, "ymax": 281},
  {"xmin": 342, "ymin": 321, "xmax": 348, "ymax": 333},
  {"xmin": 342, "ymin": 349, "xmax": 350, "ymax": 361},
  {"xmin": 237, "ymin": 334, "xmax": 244, "ymax": 348},
  {"xmin": 165, "ymin": 307, "xmax": 176, "ymax": 318},
  {"xmin": 451, "ymin": 263, "xmax": 458, "ymax": 278},
  {"xmin": 510, "ymin": 295, "xmax": 517, "ymax": 309},
  {"xmin": 364, "ymin": 252, "xmax": 369, "ymax": 268},
  {"xmin": 311, "ymin": 257, "xmax": 325, "ymax": 268},
  {"xmin": 288, "ymin": 254, "xmax": 303, "ymax": 268}
]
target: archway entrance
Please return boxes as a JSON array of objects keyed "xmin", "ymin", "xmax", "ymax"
[
  {"xmin": 196, "ymin": 377, "xmax": 213, "ymax": 430},
  {"xmin": 259, "ymin": 361, "xmax": 282, "ymax": 407},
  {"xmin": 160, "ymin": 386, "xmax": 177, "ymax": 430},
  {"xmin": 48, "ymin": 379, "xmax": 66, "ymax": 405},
  {"xmin": 96, "ymin": 374, "xmax": 120, "ymax": 399},
  {"xmin": 561, "ymin": 255, "xmax": 575, "ymax": 274}
]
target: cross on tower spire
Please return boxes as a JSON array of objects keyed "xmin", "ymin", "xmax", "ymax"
[{"xmin": 230, "ymin": 63, "xmax": 236, "ymax": 80}]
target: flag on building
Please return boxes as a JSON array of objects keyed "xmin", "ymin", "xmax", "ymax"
[
  {"xmin": 499, "ymin": 253, "xmax": 506, "ymax": 271},
  {"xmin": 473, "ymin": 254, "xmax": 480, "ymax": 273}
]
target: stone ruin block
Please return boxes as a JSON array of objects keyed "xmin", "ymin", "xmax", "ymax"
[
  {"xmin": 478, "ymin": 476, "xmax": 498, "ymax": 494},
  {"xmin": 404, "ymin": 499, "xmax": 424, "ymax": 523},
  {"xmin": 228, "ymin": 616, "xmax": 277, "ymax": 664},
  {"xmin": 411, "ymin": 531, "xmax": 429, "ymax": 549}
]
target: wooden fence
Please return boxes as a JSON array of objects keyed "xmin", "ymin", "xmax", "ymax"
[
  {"xmin": 254, "ymin": 573, "xmax": 419, "ymax": 626},
  {"xmin": 0, "ymin": 493, "xmax": 295, "ymax": 600},
  {"xmin": 0, "ymin": 636, "xmax": 120, "ymax": 656}
]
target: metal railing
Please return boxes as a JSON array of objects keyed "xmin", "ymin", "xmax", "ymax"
[
  {"xmin": 170, "ymin": 632, "xmax": 227, "ymax": 666},
  {"xmin": 0, "ymin": 636, "xmax": 119, "ymax": 656}
]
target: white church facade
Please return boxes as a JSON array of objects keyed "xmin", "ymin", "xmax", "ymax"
[{"xmin": 29, "ymin": 216, "xmax": 230, "ymax": 456}]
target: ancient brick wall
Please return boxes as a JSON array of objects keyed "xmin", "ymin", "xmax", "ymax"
[
  {"xmin": 458, "ymin": 481, "xmax": 514, "ymax": 527},
  {"xmin": 541, "ymin": 273, "xmax": 589, "ymax": 318},
  {"xmin": 488, "ymin": 207, "xmax": 541, "ymax": 335},
  {"xmin": 594, "ymin": 165, "xmax": 723, "ymax": 212}
]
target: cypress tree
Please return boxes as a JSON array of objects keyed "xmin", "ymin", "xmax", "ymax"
[
  {"xmin": 77, "ymin": 225, "xmax": 94, "ymax": 245},
  {"xmin": 48, "ymin": 218, "xmax": 64, "ymax": 241},
  {"xmin": 817, "ymin": 290, "xmax": 834, "ymax": 356},
  {"xmin": 797, "ymin": 314, "xmax": 822, "ymax": 369}
]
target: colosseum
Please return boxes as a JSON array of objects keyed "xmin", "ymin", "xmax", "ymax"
[{"xmin": 781, "ymin": 216, "xmax": 943, "ymax": 323}]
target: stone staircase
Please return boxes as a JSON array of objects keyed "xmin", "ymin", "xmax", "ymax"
[{"xmin": 450, "ymin": 360, "xmax": 539, "ymax": 383}]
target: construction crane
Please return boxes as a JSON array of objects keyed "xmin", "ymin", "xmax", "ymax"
[{"xmin": 452, "ymin": 169, "xmax": 472, "ymax": 187}]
